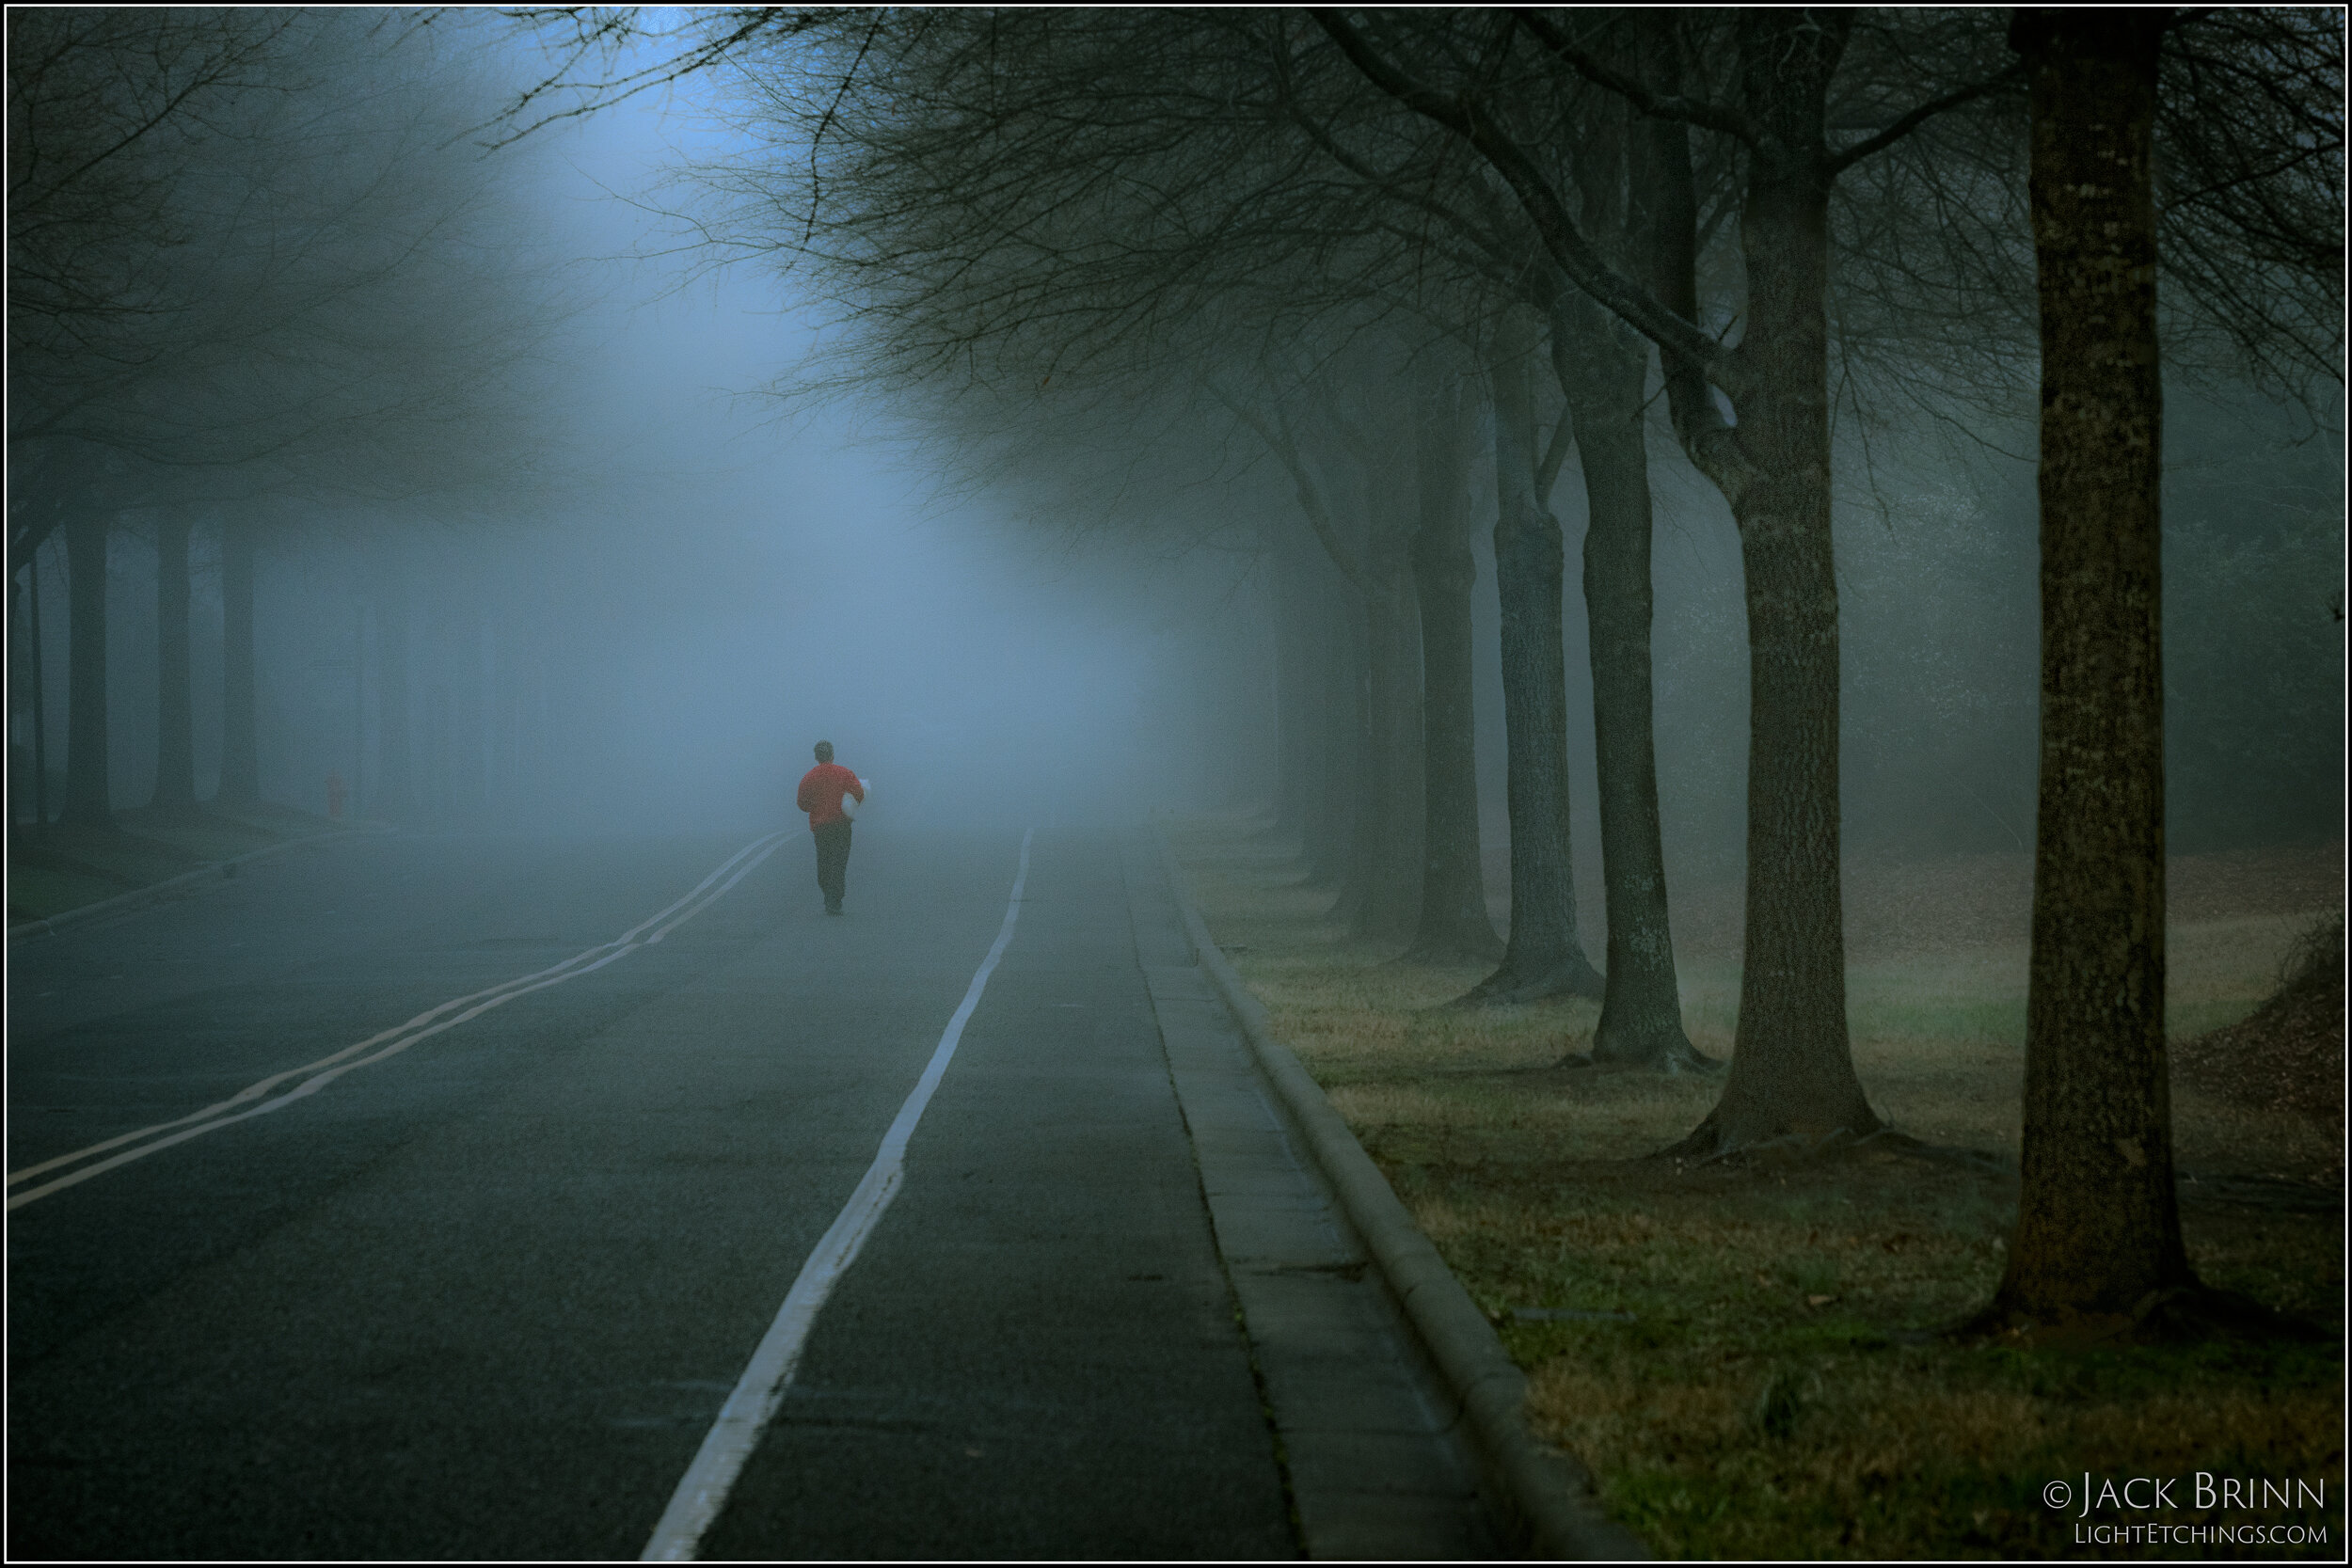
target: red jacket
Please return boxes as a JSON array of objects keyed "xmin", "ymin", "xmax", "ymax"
[{"xmin": 797, "ymin": 762, "xmax": 864, "ymax": 830}]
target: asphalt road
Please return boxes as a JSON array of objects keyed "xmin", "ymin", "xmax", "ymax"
[{"xmin": 8, "ymin": 825, "xmax": 1300, "ymax": 1560}]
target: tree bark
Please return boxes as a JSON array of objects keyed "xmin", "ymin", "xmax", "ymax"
[
  {"xmin": 60, "ymin": 511, "xmax": 115, "ymax": 829},
  {"xmin": 215, "ymin": 515, "xmax": 262, "ymax": 808},
  {"xmin": 1402, "ymin": 370, "xmax": 1502, "ymax": 963},
  {"xmin": 1664, "ymin": 17, "xmax": 1878, "ymax": 1153},
  {"xmin": 1983, "ymin": 8, "xmax": 2193, "ymax": 1329},
  {"xmin": 151, "ymin": 511, "xmax": 198, "ymax": 817},
  {"xmin": 1462, "ymin": 330, "xmax": 1604, "ymax": 1004},
  {"xmin": 1556, "ymin": 310, "xmax": 1714, "ymax": 1071}
]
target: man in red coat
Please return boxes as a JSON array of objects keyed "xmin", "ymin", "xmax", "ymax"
[{"xmin": 796, "ymin": 740, "xmax": 866, "ymax": 915}]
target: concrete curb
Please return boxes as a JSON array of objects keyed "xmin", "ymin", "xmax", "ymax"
[
  {"xmin": 8, "ymin": 822, "xmax": 391, "ymax": 942},
  {"xmin": 1157, "ymin": 831, "xmax": 1645, "ymax": 1561}
]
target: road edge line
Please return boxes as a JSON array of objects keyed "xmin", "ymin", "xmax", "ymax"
[{"xmin": 1153, "ymin": 824, "xmax": 1646, "ymax": 1562}]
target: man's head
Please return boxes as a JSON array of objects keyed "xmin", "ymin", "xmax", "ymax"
[{"xmin": 814, "ymin": 740, "xmax": 834, "ymax": 764}]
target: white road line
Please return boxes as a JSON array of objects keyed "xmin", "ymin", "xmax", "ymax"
[
  {"xmin": 8, "ymin": 832, "xmax": 790, "ymax": 1212},
  {"xmin": 640, "ymin": 827, "xmax": 1036, "ymax": 1563}
]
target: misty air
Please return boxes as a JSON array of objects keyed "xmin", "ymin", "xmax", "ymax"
[{"xmin": 8, "ymin": 8, "xmax": 2344, "ymax": 1561}]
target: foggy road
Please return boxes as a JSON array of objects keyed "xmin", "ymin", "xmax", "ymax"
[{"xmin": 8, "ymin": 825, "xmax": 1486, "ymax": 1560}]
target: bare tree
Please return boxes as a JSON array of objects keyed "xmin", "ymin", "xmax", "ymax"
[
  {"xmin": 1971, "ymin": 7, "xmax": 2342, "ymax": 1342},
  {"xmin": 1315, "ymin": 8, "xmax": 2031, "ymax": 1149},
  {"xmin": 10, "ymin": 10, "xmax": 578, "ymax": 824}
]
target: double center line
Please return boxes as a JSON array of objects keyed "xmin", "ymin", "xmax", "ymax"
[{"xmin": 8, "ymin": 832, "xmax": 789, "ymax": 1212}]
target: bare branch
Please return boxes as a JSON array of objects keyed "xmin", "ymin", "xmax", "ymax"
[
  {"xmin": 1825, "ymin": 62, "xmax": 2026, "ymax": 177},
  {"xmin": 1310, "ymin": 11, "xmax": 1743, "ymax": 398},
  {"xmin": 1509, "ymin": 8, "xmax": 1761, "ymax": 146}
]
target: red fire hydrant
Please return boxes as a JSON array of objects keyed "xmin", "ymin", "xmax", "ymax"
[{"xmin": 326, "ymin": 771, "xmax": 348, "ymax": 821}]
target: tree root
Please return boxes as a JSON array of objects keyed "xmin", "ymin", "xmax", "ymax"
[
  {"xmin": 1588, "ymin": 1026, "xmax": 1722, "ymax": 1076},
  {"xmin": 1952, "ymin": 1282, "xmax": 2328, "ymax": 1348},
  {"xmin": 1391, "ymin": 934, "xmax": 1506, "ymax": 969},
  {"xmin": 1558, "ymin": 1037, "xmax": 1724, "ymax": 1076},
  {"xmin": 1445, "ymin": 956, "xmax": 1606, "ymax": 1008},
  {"xmin": 1650, "ymin": 1120, "xmax": 1910, "ymax": 1169}
]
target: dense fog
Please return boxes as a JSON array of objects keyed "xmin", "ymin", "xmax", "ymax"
[
  {"xmin": 10, "ymin": 8, "xmax": 2342, "ymax": 900},
  {"xmin": 12, "ymin": 19, "xmax": 1267, "ymax": 840}
]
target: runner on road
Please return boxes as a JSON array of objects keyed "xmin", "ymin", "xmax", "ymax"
[{"xmin": 796, "ymin": 740, "xmax": 866, "ymax": 915}]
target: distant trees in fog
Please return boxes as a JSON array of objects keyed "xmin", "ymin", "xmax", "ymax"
[
  {"xmin": 498, "ymin": 9, "xmax": 2344, "ymax": 1293},
  {"xmin": 12, "ymin": 4, "xmax": 2332, "ymax": 1336},
  {"xmin": 497, "ymin": 9, "xmax": 2343, "ymax": 1164},
  {"xmin": 8, "ymin": 9, "xmax": 575, "ymax": 838}
]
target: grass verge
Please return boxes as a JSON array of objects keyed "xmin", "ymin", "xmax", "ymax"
[
  {"xmin": 8, "ymin": 802, "xmax": 350, "ymax": 927},
  {"xmin": 1170, "ymin": 812, "xmax": 2344, "ymax": 1560}
]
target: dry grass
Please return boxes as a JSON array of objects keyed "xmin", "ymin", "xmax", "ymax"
[{"xmin": 1171, "ymin": 813, "xmax": 2345, "ymax": 1560}]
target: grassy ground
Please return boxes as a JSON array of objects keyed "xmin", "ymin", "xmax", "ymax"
[
  {"xmin": 8, "ymin": 802, "xmax": 347, "ymax": 926},
  {"xmin": 1169, "ymin": 812, "xmax": 2344, "ymax": 1560}
]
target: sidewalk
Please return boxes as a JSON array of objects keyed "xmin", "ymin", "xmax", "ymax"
[{"xmin": 1121, "ymin": 829, "xmax": 1503, "ymax": 1559}]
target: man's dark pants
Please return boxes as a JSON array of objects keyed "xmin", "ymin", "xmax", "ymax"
[{"xmin": 813, "ymin": 821, "xmax": 852, "ymax": 911}]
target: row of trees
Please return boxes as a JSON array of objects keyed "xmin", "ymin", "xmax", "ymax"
[
  {"xmin": 12, "ymin": 520, "xmax": 570, "ymax": 828},
  {"xmin": 507, "ymin": 7, "xmax": 2340, "ymax": 1334},
  {"xmin": 8, "ymin": 9, "xmax": 572, "ymax": 833}
]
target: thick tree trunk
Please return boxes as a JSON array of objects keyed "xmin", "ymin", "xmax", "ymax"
[
  {"xmin": 1560, "ymin": 318, "xmax": 1713, "ymax": 1070},
  {"xmin": 1677, "ymin": 175, "xmax": 1877, "ymax": 1150},
  {"xmin": 1668, "ymin": 17, "xmax": 1877, "ymax": 1153},
  {"xmin": 151, "ymin": 512, "xmax": 198, "ymax": 817},
  {"xmin": 60, "ymin": 512, "xmax": 115, "ymax": 829},
  {"xmin": 1463, "ymin": 335, "xmax": 1604, "ymax": 1003},
  {"xmin": 215, "ymin": 516, "xmax": 262, "ymax": 808},
  {"xmin": 1983, "ymin": 8, "xmax": 2193, "ymax": 1329},
  {"xmin": 1402, "ymin": 372, "xmax": 1501, "ymax": 963}
]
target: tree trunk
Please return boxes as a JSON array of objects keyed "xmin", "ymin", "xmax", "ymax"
[
  {"xmin": 60, "ymin": 511, "xmax": 115, "ymax": 829},
  {"xmin": 1558, "ymin": 313, "xmax": 1713, "ymax": 1070},
  {"xmin": 1402, "ymin": 372, "xmax": 1501, "ymax": 963},
  {"xmin": 1982, "ymin": 8, "xmax": 2193, "ymax": 1330},
  {"xmin": 151, "ymin": 512, "xmax": 198, "ymax": 817},
  {"xmin": 1667, "ymin": 17, "xmax": 1877, "ymax": 1153},
  {"xmin": 1463, "ymin": 331, "xmax": 1604, "ymax": 1004},
  {"xmin": 215, "ymin": 515, "xmax": 262, "ymax": 808}
]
